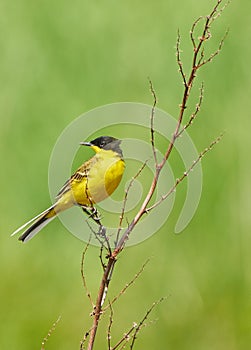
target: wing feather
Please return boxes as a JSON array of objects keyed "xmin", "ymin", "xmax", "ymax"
[{"xmin": 56, "ymin": 161, "xmax": 91, "ymax": 199}]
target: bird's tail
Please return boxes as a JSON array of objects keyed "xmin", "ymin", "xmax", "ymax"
[{"xmin": 11, "ymin": 205, "xmax": 57, "ymax": 243}]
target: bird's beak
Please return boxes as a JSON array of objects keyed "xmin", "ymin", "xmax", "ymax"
[
  {"xmin": 80, "ymin": 141, "xmax": 92, "ymax": 147},
  {"xmin": 80, "ymin": 141, "xmax": 101, "ymax": 153}
]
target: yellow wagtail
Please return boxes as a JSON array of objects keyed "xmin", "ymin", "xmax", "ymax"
[{"xmin": 12, "ymin": 136, "xmax": 125, "ymax": 242}]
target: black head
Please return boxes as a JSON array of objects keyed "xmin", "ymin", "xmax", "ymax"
[
  {"xmin": 90, "ymin": 136, "xmax": 118, "ymax": 148},
  {"xmin": 80, "ymin": 136, "xmax": 123, "ymax": 156}
]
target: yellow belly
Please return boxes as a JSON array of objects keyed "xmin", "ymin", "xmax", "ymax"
[{"xmin": 73, "ymin": 156, "xmax": 125, "ymax": 206}]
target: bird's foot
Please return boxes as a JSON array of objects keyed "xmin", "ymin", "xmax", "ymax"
[{"xmin": 98, "ymin": 225, "xmax": 106, "ymax": 237}]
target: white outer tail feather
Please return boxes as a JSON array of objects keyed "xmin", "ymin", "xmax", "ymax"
[
  {"xmin": 22, "ymin": 217, "xmax": 55, "ymax": 243},
  {"xmin": 11, "ymin": 205, "xmax": 55, "ymax": 242}
]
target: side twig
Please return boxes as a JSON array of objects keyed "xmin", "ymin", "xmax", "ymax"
[
  {"xmin": 115, "ymin": 159, "xmax": 149, "ymax": 247},
  {"xmin": 81, "ymin": 236, "xmax": 94, "ymax": 307},
  {"xmin": 107, "ymin": 303, "xmax": 114, "ymax": 350},
  {"xmin": 148, "ymin": 78, "xmax": 158, "ymax": 167},
  {"xmin": 103, "ymin": 259, "xmax": 150, "ymax": 311},
  {"xmin": 177, "ymin": 82, "xmax": 204, "ymax": 138},
  {"xmin": 129, "ymin": 297, "xmax": 165, "ymax": 349},
  {"xmin": 110, "ymin": 297, "xmax": 165, "ymax": 350},
  {"xmin": 146, "ymin": 133, "xmax": 224, "ymax": 213},
  {"xmin": 41, "ymin": 316, "xmax": 61, "ymax": 350}
]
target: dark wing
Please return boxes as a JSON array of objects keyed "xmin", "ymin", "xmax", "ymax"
[{"xmin": 55, "ymin": 161, "xmax": 91, "ymax": 200}]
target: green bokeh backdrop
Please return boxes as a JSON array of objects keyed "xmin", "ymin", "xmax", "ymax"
[{"xmin": 1, "ymin": 0, "xmax": 250, "ymax": 349}]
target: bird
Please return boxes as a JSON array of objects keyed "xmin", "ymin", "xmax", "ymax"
[{"xmin": 12, "ymin": 136, "xmax": 125, "ymax": 243}]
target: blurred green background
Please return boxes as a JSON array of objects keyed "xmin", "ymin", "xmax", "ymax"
[{"xmin": 1, "ymin": 0, "xmax": 250, "ymax": 349}]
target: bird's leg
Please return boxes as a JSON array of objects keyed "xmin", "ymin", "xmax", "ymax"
[
  {"xmin": 81, "ymin": 206, "xmax": 106, "ymax": 237},
  {"xmin": 81, "ymin": 206, "xmax": 92, "ymax": 219},
  {"xmin": 89, "ymin": 206, "xmax": 102, "ymax": 223},
  {"xmin": 81, "ymin": 205, "xmax": 110, "ymax": 255},
  {"xmin": 89, "ymin": 207, "xmax": 107, "ymax": 238}
]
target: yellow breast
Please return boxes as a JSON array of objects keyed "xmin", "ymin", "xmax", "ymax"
[{"xmin": 72, "ymin": 150, "xmax": 125, "ymax": 206}]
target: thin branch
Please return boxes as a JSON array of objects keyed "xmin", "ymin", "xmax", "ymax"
[
  {"xmin": 87, "ymin": 257, "xmax": 117, "ymax": 350},
  {"xmin": 130, "ymin": 297, "xmax": 165, "ymax": 349},
  {"xmin": 104, "ymin": 222, "xmax": 149, "ymax": 310},
  {"xmin": 107, "ymin": 303, "xmax": 114, "ymax": 350},
  {"xmin": 197, "ymin": 47, "xmax": 205, "ymax": 66},
  {"xmin": 81, "ymin": 236, "xmax": 94, "ymax": 307},
  {"xmin": 197, "ymin": 29, "xmax": 229, "ymax": 68},
  {"xmin": 177, "ymin": 82, "xmax": 204, "ymax": 138},
  {"xmin": 189, "ymin": 0, "xmax": 230, "ymax": 70},
  {"xmin": 110, "ymin": 322, "xmax": 137, "ymax": 350},
  {"xmin": 189, "ymin": 0, "xmax": 222, "ymax": 66},
  {"xmin": 211, "ymin": 0, "xmax": 231, "ymax": 23},
  {"xmin": 41, "ymin": 316, "xmax": 61, "ymax": 350},
  {"xmin": 111, "ymin": 297, "xmax": 165, "ymax": 350},
  {"xmin": 103, "ymin": 259, "xmax": 150, "ymax": 311},
  {"xmin": 190, "ymin": 16, "xmax": 203, "ymax": 49},
  {"xmin": 146, "ymin": 133, "xmax": 224, "ymax": 213},
  {"xmin": 115, "ymin": 159, "xmax": 149, "ymax": 247},
  {"xmin": 80, "ymin": 329, "xmax": 92, "ymax": 350},
  {"xmin": 85, "ymin": 216, "xmax": 111, "ymax": 258},
  {"xmin": 85, "ymin": 220, "xmax": 106, "ymax": 255},
  {"xmin": 148, "ymin": 78, "xmax": 158, "ymax": 167},
  {"xmin": 117, "ymin": 342, "xmax": 128, "ymax": 350},
  {"xmin": 99, "ymin": 244, "xmax": 107, "ymax": 271},
  {"xmin": 176, "ymin": 30, "xmax": 187, "ymax": 88}
]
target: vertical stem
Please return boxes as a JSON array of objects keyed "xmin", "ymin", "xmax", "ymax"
[{"xmin": 87, "ymin": 257, "xmax": 116, "ymax": 350}]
